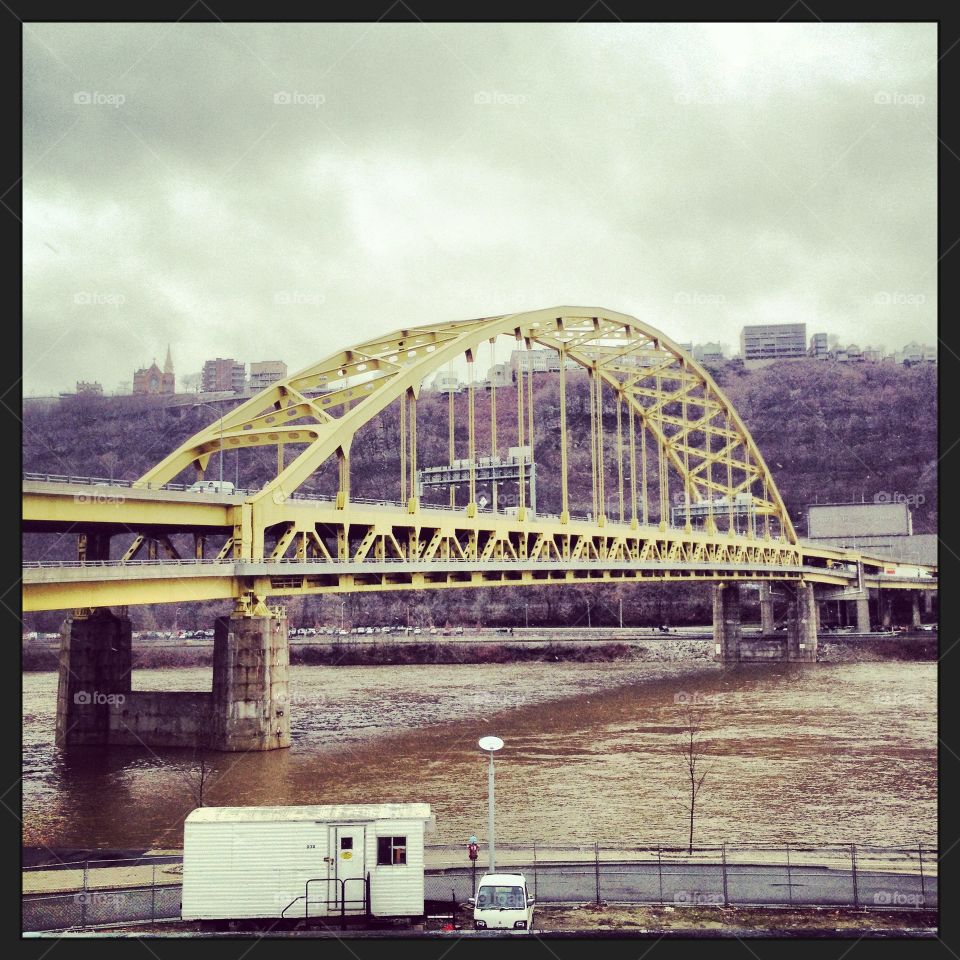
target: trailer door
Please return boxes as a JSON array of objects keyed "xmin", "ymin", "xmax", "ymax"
[{"xmin": 332, "ymin": 824, "xmax": 367, "ymax": 913}]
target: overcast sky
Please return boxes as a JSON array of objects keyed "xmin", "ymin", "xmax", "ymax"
[{"xmin": 23, "ymin": 22, "xmax": 936, "ymax": 395}]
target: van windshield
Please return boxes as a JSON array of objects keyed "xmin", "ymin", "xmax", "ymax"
[{"xmin": 476, "ymin": 885, "xmax": 525, "ymax": 909}]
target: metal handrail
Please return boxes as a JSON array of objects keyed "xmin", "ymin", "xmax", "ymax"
[{"xmin": 23, "ymin": 556, "xmax": 827, "ymax": 571}]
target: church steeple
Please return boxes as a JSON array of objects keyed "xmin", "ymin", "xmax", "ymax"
[{"xmin": 164, "ymin": 345, "xmax": 174, "ymax": 375}]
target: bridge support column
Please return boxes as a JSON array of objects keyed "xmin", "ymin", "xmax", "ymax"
[
  {"xmin": 854, "ymin": 596, "xmax": 871, "ymax": 634},
  {"xmin": 211, "ymin": 608, "xmax": 291, "ymax": 751},
  {"xmin": 713, "ymin": 583, "xmax": 742, "ymax": 662},
  {"xmin": 786, "ymin": 583, "xmax": 817, "ymax": 662},
  {"xmin": 880, "ymin": 593, "xmax": 892, "ymax": 630},
  {"xmin": 758, "ymin": 583, "xmax": 775, "ymax": 635},
  {"xmin": 55, "ymin": 608, "xmax": 132, "ymax": 748},
  {"xmin": 911, "ymin": 593, "xmax": 922, "ymax": 629}
]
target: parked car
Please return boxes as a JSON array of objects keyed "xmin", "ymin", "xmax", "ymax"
[{"xmin": 470, "ymin": 872, "xmax": 535, "ymax": 931}]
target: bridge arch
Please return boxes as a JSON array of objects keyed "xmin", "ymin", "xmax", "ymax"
[{"xmin": 138, "ymin": 307, "xmax": 796, "ymax": 544}]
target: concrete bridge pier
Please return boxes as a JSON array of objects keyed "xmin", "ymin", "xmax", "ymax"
[
  {"xmin": 758, "ymin": 583, "xmax": 776, "ymax": 635},
  {"xmin": 712, "ymin": 583, "xmax": 743, "ymax": 661},
  {"xmin": 911, "ymin": 593, "xmax": 922, "ymax": 628},
  {"xmin": 853, "ymin": 595, "xmax": 871, "ymax": 634},
  {"xmin": 880, "ymin": 593, "xmax": 893, "ymax": 630},
  {"xmin": 786, "ymin": 583, "xmax": 818, "ymax": 662},
  {"xmin": 211, "ymin": 607, "xmax": 291, "ymax": 751},
  {"xmin": 55, "ymin": 608, "xmax": 132, "ymax": 748}
]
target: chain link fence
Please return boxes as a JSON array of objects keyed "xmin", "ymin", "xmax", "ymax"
[
  {"xmin": 24, "ymin": 844, "xmax": 936, "ymax": 932},
  {"xmin": 424, "ymin": 843, "xmax": 937, "ymax": 914}
]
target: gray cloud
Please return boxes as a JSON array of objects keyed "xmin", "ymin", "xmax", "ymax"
[{"xmin": 23, "ymin": 22, "xmax": 937, "ymax": 394}]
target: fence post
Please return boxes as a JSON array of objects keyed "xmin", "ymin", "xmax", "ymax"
[
  {"xmin": 721, "ymin": 843, "xmax": 729, "ymax": 907},
  {"xmin": 657, "ymin": 846, "xmax": 663, "ymax": 905},
  {"xmin": 151, "ymin": 863, "xmax": 156, "ymax": 924},
  {"xmin": 81, "ymin": 860, "xmax": 89, "ymax": 929},
  {"xmin": 594, "ymin": 841, "xmax": 601, "ymax": 904},
  {"xmin": 918, "ymin": 843, "xmax": 926, "ymax": 907},
  {"xmin": 850, "ymin": 844, "xmax": 860, "ymax": 909},
  {"xmin": 533, "ymin": 842, "xmax": 538, "ymax": 902},
  {"xmin": 786, "ymin": 844, "xmax": 793, "ymax": 905}
]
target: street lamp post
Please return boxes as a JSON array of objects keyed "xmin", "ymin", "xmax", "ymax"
[{"xmin": 479, "ymin": 736, "xmax": 503, "ymax": 872}]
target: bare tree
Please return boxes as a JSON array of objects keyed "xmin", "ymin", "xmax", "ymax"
[
  {"xmin": 99, "ymin": 450, "xmax": 120, "ymax": 480},
  {"xmin": 185, "ymin": 753, "xmax": 212, "ymax": 808},
  {"xmin": 677, "ymin": 703, "xmax": 710, "ymax": 854}
]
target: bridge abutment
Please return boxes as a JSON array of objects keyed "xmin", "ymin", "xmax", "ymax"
[
  {"xmin": 211, "ymin": 610, "xmax": 291, "ymax": 751},
  {"xmin": 56, "ymin": 607, "xmax": 291, "ymax": 752},
  {"xmin": 55, "ymin": 608, "xmax": 132, "ymax": 748},
  {"xmin": 712, "ymin": 583, "xmax": 743, "ymax": 661}
]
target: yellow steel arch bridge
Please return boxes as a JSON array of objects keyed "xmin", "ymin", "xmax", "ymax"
[{"xmin": 22, "ymin": 307, "xmax": 936, "ymax": 613}]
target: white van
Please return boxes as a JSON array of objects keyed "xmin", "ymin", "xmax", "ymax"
[
  {"xmin": 189, "ymin": 479, "xmax": 236, "ymax": 495},
  {"xmin": 470, "ymin": 872, "xmax": 535, "ymax": 931}
]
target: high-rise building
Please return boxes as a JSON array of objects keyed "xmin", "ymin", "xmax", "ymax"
[
  {"xmin": 809, "ymin": 332, "xmax": 829, "ymax": 359},
  {"xmin": 202, "ymin": 358, "xmax": 246, "ymax": 393},
  {"xmin": 249, "ymin": 360, "xmax": 288, "ymax": 392},
  {"xmin": 133, "ymin": 346, "xmax": 176, "ymax": 395},
  {"xmin": 740, "ymin": 323, "xmax": 807, "ymax": 369}
]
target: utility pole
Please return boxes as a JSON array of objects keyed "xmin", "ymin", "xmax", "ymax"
[{"xmin": 586, "ymin": 597, "xmax": 592, "ymax": 629}]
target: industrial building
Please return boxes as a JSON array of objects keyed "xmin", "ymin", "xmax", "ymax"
[{"xmin": 805, "ymin": 501, "xmax": 936, "ymax": 566}]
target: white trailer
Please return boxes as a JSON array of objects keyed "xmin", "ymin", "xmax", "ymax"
[{"xmin": 182, "ymin": 803, "xmax": 433, "ymax": 921}]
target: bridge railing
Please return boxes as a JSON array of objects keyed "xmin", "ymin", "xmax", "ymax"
[{"xmin": 21, "ymin": 472, "xmax": 651, "ymax": 522}]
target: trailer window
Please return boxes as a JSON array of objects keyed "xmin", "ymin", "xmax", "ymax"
[{"xmin": 377, "ymin": 836, "xmax": 407, "ymax": 865}]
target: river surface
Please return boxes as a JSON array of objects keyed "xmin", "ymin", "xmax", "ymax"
[{"xmin": 22, "ymin": 660, "xmax": 936, "ymax": 851}]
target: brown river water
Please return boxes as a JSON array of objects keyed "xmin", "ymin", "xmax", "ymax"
[{"xmin": 22, "ymin": 660, "xmax": 936, "ymax": 851}]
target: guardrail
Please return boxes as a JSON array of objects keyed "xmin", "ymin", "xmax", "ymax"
[
  {"xmin": 19, "ymin": 473, "xmax": 675, "ymax": 523},
  {"xmin": 23, "ymin": 557, "xmax": 819, "ymax": 571}
]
